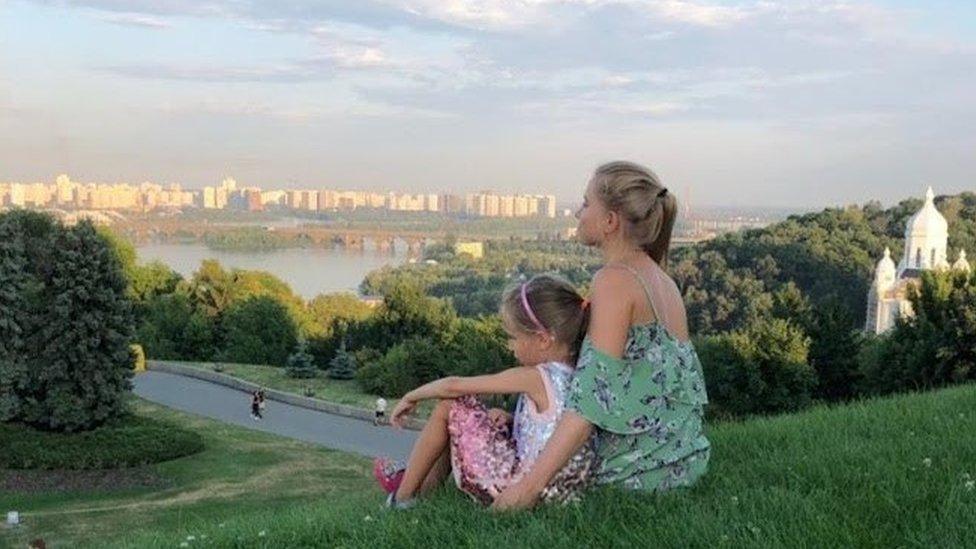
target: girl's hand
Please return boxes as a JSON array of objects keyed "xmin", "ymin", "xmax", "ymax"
[
  {"xmin": 390, "ymin": 397, "xmax": 417, "ymax": 429},
  {"xmin": 490, "ymin": 481, "xmax": 540, "ymax": 512}
]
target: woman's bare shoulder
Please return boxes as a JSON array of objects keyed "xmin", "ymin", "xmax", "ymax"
[{"xmin": 592, "ymin": 265, "xmax": 637, "ymax": 290}]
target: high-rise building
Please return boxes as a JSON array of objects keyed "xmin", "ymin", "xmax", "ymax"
[
  {"xmin": 499, "ymin": 195, "xmax": 514, "ymax": 217},
  {"xmin": 244, "ymin": 188, "xmax": 263, "ymax": 212},
  {"xmin": 513, "ymin": 195, "xmax": 529, "ymax": 217},
  {"xmin": 55, "ymin": 174, "xmax": 75, "ymax": 205},
  {"xmin": 539, "ymin": 194, "xmax": 557, "ymax": 218},
  {"xmin": 441, "ymin": 194, "xmax": 465, "ymax": 214},
  {"xmin": 202, "ymin": 187, "xmax": 217, "ymax": 209}
]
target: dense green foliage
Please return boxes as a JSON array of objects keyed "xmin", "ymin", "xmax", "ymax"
[
  {"xmin": 219, "ymin": 296, "xmax": 299, "ymax": 367},
  {"xmin": 204, "ymin": 227, "xmax": 290, "ymax": 251},
  {"xmin": 697, "ymin": 318, "xmax": 815, "ymax": 418},
  {"xmin": 362, "ymin": 238, "xmax": 600, "ymax": 318},
  {"xmin": 0, "ymin": 414, "xmax": 204, "ymax": 470},
  {"xmin": 0, "ymin": 211, "xmax": 135, "ymax": 432},
  {"xmin": 860, "ymin": 269, "xmax": 976, "ymax": 394},
  {"xmin": 124, "ymin": 190, "xmax": 976, "ymax": 418}
]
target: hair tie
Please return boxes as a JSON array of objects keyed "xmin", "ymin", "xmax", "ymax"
[
  {"xmin": 520, "ymin": 283, "xmax": 548, "ymax": 334},
  {"xmin": 657, "ymin": 188, "xmax": 668, "ymax": 198}
]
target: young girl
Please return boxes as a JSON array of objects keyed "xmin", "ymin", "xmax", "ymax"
[{"xmin": 377, "ymin": 274, "xmax": 598, "ymax": 508}]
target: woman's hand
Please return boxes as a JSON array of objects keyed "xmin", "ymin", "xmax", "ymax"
[
  {"xmin": 490, "ymin": 480, "xmax": 540, "ymax": 511},
  {"xmin": 390, "ymin": 396, "xmax": 417, "ymax": 429}
]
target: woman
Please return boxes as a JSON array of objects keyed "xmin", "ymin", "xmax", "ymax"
[{"xmin": 492, "ymin": 161, "xmax": 710, "ymax": 509}]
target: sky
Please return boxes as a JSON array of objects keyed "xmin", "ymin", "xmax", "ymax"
[{"xmin": 1, "ymin": 1, "xmax": 974, "ymax": 208}]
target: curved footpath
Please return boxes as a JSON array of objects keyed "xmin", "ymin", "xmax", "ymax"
[{"xmin": 133, "ymin": 371, "xmax": 418, "ymax": 460}]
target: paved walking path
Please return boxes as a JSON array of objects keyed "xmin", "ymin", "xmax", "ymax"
[{"xmin": 133, "ymin": 371, "xmax": 418, "ymax": 460}]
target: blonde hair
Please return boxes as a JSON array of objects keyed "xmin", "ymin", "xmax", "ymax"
[
  {"xmin": 592, "ymin": 161, "xmax": 678, "ymax": 268},
  {"xmin": 501, "ymin": 273, "xmax": 590, "ymax": 363}
]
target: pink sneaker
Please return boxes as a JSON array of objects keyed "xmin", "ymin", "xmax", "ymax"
[{"xmin": 373, "ymin": 457, "xmax": 405, "ymax": 494}]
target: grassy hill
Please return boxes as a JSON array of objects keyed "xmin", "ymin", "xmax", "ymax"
[{"xmin": 5, "ymin": 384, "xmax": 976, "ymax": 548}]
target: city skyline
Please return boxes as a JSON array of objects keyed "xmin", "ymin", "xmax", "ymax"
[
  {"xmin": 2, "ymin": 1, "xmax": 974, "ymax": 208},
  {"xmin": 0, "ymin": 174, "xmax": 560, "ymax": 217}
]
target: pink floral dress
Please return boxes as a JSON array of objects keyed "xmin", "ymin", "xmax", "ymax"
[{"xmin": 447, "ymin": 362, "xmax": 598, "ymax": 505}]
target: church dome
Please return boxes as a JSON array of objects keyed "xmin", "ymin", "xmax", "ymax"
[{"xmin": 905, "ymin": 187, "xmax": 948, "ymax": 239}]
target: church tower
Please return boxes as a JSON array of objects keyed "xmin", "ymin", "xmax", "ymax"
[
  {"xmin": 898, "ymin": 187, "xmax": 948, "ymax": 275},
  {"xmin": 866, "ymin": 187, "xmax": 954, "ymax": 335},
  {"xmin": 866, "ymin": 248, "xmax": 898, "ymax": 333}
]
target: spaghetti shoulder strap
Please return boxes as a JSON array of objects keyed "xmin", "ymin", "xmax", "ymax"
[{"xmin": 605, "ymin": 263, "xmax": 661, "ymax": 321}]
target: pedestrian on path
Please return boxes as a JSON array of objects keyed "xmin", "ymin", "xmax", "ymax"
[
  {"xmin": 374, "ymin": 397, "xmax": 388, "ymax": 426},
  {"xmin": 251, "ymin": 390, "xmax": 263, "ymax": 420}
]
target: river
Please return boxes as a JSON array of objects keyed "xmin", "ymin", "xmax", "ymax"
[{"xmin": 136, "ymin": 243, "xmax": 409, "ymax": 299}]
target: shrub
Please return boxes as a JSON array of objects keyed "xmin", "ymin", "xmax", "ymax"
[
  {"xmin": 131, "ymin": 344, "xmax": 146, "ymax": 372},
  {"xmin": 698, "ymin": 317, "xmax": 816, "ymax": 418},
  {"xmin": 0, "ymin": 414, "xmax": 204, "ymax": 470}
]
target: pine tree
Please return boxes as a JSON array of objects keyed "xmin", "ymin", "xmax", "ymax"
[
  {"xmin": 27, "ymin": 220, "xmax": 135, "ymax": 431},
  {"xmin": 286, "ymin": 338, "xmax": 318, "ymax": 379},
  {"xmin": 0, "ymin": 217, "xmax": 30, "ymax": 421},
  {"xmin": 328, "ymin": 339, "xmax": 357, "ymax": 380}
]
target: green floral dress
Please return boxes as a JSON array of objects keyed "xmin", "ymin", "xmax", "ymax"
[{"xmin": 567, "ymin": 268, "xmax": 710, "ymax": 492}]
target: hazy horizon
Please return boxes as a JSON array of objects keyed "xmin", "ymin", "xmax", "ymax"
[{"xmin": 2, "ymin": 1, "xmax": 974, "ymax": 208}]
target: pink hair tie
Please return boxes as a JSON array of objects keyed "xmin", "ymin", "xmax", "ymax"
[{"xmin": 520, "ymin": 282, "xmax": 548, "ymax": 334}]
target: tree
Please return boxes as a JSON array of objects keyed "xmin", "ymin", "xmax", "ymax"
[
  {"xmin": 219, "ymin": 296, "xmax": 298, "ymax": 367},
  {"xmin": 368, "ymin": 282, "xmax": 458, "ymax": 351},
  {"xmin": 129, "ymin": 260, "xmax": 182, "ymax": 304},
  {"xmin": 328, "ymin": 339, "xmax": 357, "ymax": 380},
  {"xmin": 187, "ymin": 259, "xmax": 235, "ymax": 318},
  {"xmin": 306, "ymin": 293, "xmax": 375, "ymax": 369},
  {"xmin": 5, "ymin": 217, "xmax": 136, "ymax": 432},
  {"xmin": 287, "ymin": 338, "xmax": 318, "ymax": 379},
  {"xmin": 230, "ymin": 269, "xmax": 313, "ymax": 334},
  {"xmin": 307, "ymin": 292, "xmax": 374, "ymax": 337},
  {"xmin": 0, "ymin": 216, "xmax": 30, "ymax": 421},
  {"xmin": 355, "ymin": 337, "xmax": 443, "ymax": 395},
  {"xmin": 806, "ymin": 299, "xmax": 863, "ymax": 401},
  {"xmin": 136, "ymin": 293, "xmax": 216, "ymax": 361}
]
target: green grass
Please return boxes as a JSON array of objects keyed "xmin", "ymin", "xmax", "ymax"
[
  {"xmin": 7, "ymin": 384, "xmax": 976, "ymax": 548},
  {"xmin": 129, "ymin": 383, "xmax": 976, "ymax": 548},
  {"xmin": 0, "ymin": 398, "xmax": 372, "ymax": 548},
  {"xmin": 168, "ymin": 360, "xmax": 435, "ymax": 417}
]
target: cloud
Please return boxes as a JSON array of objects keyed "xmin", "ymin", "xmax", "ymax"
[
  {"xmin": 155, "ymin": 97, "xmax": 457, "ymax": 122},
  {"xmin": 645, "ymin": 0, "xmax": 749, "ymax": 27},
  {"xmin": 99, "ymin": 63, "xmax": 332, "ymax": 83},
  {"xmin": 97, "ymin": 12, "xmax": 172, "ymax": 29}
]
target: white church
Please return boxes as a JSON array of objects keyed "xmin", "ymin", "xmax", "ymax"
[{"xmin": 865, "ymin": 187, "xmax": 971, "ymax": 334}]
